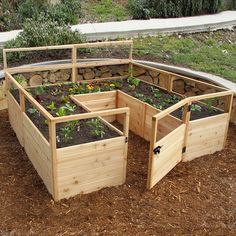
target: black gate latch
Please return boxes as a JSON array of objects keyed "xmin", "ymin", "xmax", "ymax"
[{"xmin": 153, "ymin": 146, "xmax": 163, "ymax": 155}]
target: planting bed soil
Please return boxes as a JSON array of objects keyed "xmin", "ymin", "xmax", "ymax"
[
  {"xmin": 10, "ymin": 87, "xmax": 121, "ymax": 148},
  {"xmin": 11, "ymin": 78, "xmax": 223, "ymax": 134},
  {"xmin": 0, "ymin": 109, "xmax": 236, "ymax": 235}
]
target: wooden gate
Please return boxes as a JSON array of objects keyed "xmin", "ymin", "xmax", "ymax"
[{"xmin": 147, "ymin": 100, "xmax": 189, "ymax": 189}]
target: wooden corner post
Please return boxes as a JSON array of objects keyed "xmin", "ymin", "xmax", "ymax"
[
  {"xmin": 72, "ymin": 46, "xmax": 77, "ymax": 82},
  {"xmin": 48, "ymin": 119, "xmax": 59, "ymax": 201},
  {"xmin": 147, "ymin": 116, "xmax": 158, "ymax": 189}
]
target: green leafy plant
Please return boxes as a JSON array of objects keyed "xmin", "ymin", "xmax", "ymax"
[
  {"xmin": 67, "ymin": 121, "xmax": 80, "ymax": 131},
  {"xmin": 60, "ymin": 96, "xmax": 69, "ymax": 104},
  {"xmin": 47, "ymin": 101, "xmax": 56, "ymax": 112},
  {"xmin": 60, "ymin": 126, "xmax": 73, "ymax": 143},
  {"xmin": 51, "ymin": 88, "xmax": 62, "ymax": 96},
  {"xmin": 128, "ymin": 77, "xmax": 141, "ymax": 87},
  {"xmin": 86, "ymin": 118, "xmax": 106, "ymax": 138},
  {"xmin": 28, "ymin": 106, "xmax": 37, "ymax": 115},
  {"xmin": 59, "ymin": 120, "xmax": 80, "ymax": 143},
  {"xmin": 56, "ymin": 107, "xmax": 67, "ymax": 117},
  {"xmin": 14, "ymin": 74, "xmax": 28, "ymax": 87},
  {"xmin": 191, "ymin": 104, "xmax": 202, "ymax": 112},
  {"xmin": 62, "ymin": 103, "xmax": 76, "ymax": 112},
  {"xmin": 204, "ymin": 98, "xmax": 218, "ymax": 112},
  {"xmin": 134, "ymin": 92, "xmax": 145, "ymax": 100},
  {"xmin": 151, "ymin": 86, "xmax": 162, "ymax": 98},
  {"xmin": 3, "ymin": 15, "xmax": 84, "ymax": 62},
  {"xmin": 34, "ymin": 86, "xmax": 46, "ymax": 96},
  {"xmin": 143, "ymin": 96, "xmax": 154, "ymax": 105}
]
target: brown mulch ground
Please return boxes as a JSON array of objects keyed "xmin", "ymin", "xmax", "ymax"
[{"xmin": 0, "ymin": 109, "xmax": 236, "ymax": 235}]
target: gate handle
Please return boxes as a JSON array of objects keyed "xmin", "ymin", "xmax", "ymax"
[{"xmin": 153, "ymin": 146, "xmax": 163, "ymax": 155}]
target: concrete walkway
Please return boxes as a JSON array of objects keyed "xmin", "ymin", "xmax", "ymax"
[{"xmin": 0, "ymin": 10, "xmax": 236, "ymax": 45}]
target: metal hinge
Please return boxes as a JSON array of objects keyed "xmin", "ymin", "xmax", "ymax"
[
  {"xmin": 153, "ymin": 146, "xmax": 162, "ymax": 155},
  {"xmin": 125, "ymin": 137, "xmax": 128, "ymax": 143},
  {"xmin": 182, "ymin": 146, "xmax": 186, "ymax": 153},
  {"xmin": 187, "ymin": 104, "xmax": 192, "ymax": 112}
]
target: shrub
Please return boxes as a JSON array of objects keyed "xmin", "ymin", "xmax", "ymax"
[
  {"xmin": 0, "ymin": 0, "xmax": 81, "ymax": 31},
  {"xmin": 128, "ymin": 0, "xmax": 225, "ymax": 19},
  {"xmin": 3, "ymin": 15, "xmax": 85, "ymax": 61},
  {"xmin": 128, "ymin": 0, "xmax": 151, "ymax": 19}
]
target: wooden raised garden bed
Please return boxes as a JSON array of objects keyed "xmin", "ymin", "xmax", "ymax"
[{"xmin": 3, "ymin": 41, "xmax": 234, "ymax": 200}]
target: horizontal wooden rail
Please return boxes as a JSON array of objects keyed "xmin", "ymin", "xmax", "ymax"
[
  {"xmin": 3, "ymin": 45, "xmax": 74, "ymax": 53},
  {"xmin": 188, "ymin": 90, "xmax": 234, "ymax": 102},
  {"xmin": 76, "ymin": 59, "xmax": 131, "ymax": 68},
  {"xmin": 5, "ymin": 72, "xmax": 53, "ymax": 120},
  {"xmin": 53, "ymin": 107, "xmax": 130, "ymax": 124},
  {"xmin": 74, "ymin": 40, "xmax": 133, "ymax": 49},
  {"xmin": 7, "ymin": 63, "xmax": 73, "ymax": 74},
  {"xmin": 132, "ymin": 62, "xmax": 227, "ymax": 92}
]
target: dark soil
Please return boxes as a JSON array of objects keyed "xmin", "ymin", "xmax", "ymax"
[
  {"xmin": 0, "ymin": 109, "xmax": 236, "ymax": 235},
  {"xmin": 10, "ymin": 78, "xmax": 223, "ymax": 148},
  {"xmin": 10, "ymin": 88, "xmax": 120, "ymax": 148}
]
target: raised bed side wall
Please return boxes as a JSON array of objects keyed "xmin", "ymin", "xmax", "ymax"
[
  {"xmin": 117, "ymin": 91, "xmax": 182, "ymax": 141},
  {"xmin": 184, "ymin": 113, "xmax": 229, "ymax": 162},
  {"xmin": 56, "ymin": 136, "xmax": 126, "ymax": 200}
]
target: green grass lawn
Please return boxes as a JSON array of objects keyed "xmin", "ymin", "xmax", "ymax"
[
  {"xmin": 81, "ymin": 0, "xmax": 130, "ymax": 22},
  {"xmin": 133, "ymin": 31, "xmax": 236, "ymax": 83}
]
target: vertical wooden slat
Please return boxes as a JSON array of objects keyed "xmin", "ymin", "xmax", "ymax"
[
  {"xmin": 48, "ymin": 120, "xmax": 59, "ymax": 201},
  {"xmin": 129, "ymin": 42, "xmax": 133, "ymax": 78},
  {"xmin": 168, "ymin": 75, "xmax": 174, "ymax": 92},
  {"xmin": 3, "ymin": 49, "xmax": 7, "ymax": 70},
  {"xmin": 182, "ymin": 101, "xmax": 191, "ymax": 160},
  {"xmin": 123, "ymin": 108, "xmax": 130, "ymax": 183},
  {"xmin": 223, "ymin": 93, "xmax": 233, "ymax": 147},
  {"xmin": 147, "ymin": 117, "xmax": 158, "ymax": 189},
  {"xmin": 20, "ymin": 91, "xmax": 25, "ymax": 112},
  {"xmin": 72, "ymin": 46, "xmax": 77, "ymax": 82}
]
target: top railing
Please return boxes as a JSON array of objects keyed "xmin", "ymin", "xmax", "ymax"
[{"xmin": 2, "ymin": 40, "xmax": 134, "ymax": 72}]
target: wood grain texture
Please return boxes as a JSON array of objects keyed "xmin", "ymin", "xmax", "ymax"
[
  {"xmin": 57, "ymin": 137, "xmax": 126, "ymax": 200},
  {"xmin": 148, "ymin": 124, "xmax": 186, "ymax": 189},
  {"xmin": 7, "ymin": 92, "xmax": 24, "ymax": 146},
  {"xmin": 23, "ymin": 114, "xmax": 53, "ymax": 194},
  {"xmin": 183, "ymin": 114, "xmax": 229, "ymax": 162}
]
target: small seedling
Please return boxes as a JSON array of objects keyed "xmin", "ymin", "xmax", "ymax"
[
  {"xmin": 14, "ymin": 74, "xmax": 28, "ymax": 87},
  {"xmin": 56, "ymin": 107, "xmax": 67, "ymax": 117},
  {"xmin": 113, "ymin": 80, "xmax": 123, "ymax": 89},
  {"xmin": 51, "ymin": 88, "xmax": 62, "ymax": 96},
  {"xmin": 47, "ymin": 101, "xmax": 56, "ymax": 112},
  {"xmin": 28, "ymin": 107, "xmax": 37, "ymax": 115},
  {"xmin": 34, "ymin": 86, "xmax": 46, "ymax": 96},
  {"xmin": 86, "ymin": 118, "xmax": 105, "ymax": 138},
  {"xmin": 128, "ymin": 77, "xmax": 140, "ymax": 87},
  {"xmin": 61, "ymin": 96, "xmax": 69, "ymax": 104},
  {"xmin": 67, "ymin": 121, "xmax": 80, "ymax": 131},
  {"xmin": 134, "ymin": 92, "xmax": 144, "ymax": 99},
  {"xmin": 151, "ymin": 86, "xmax": 162, "ymax": 99},
  {"xmin": 62, "ymin": 103, "xmax": 76, "ymax": 112},
  {"xmin": 191, "ymin": 104, "xmax": 202, "ymax": 112},
  {"xmin": 143, "ymin": 96, "xmax": 153, "ymax": 105},
  {"xmin": 204, "ymin": 98, "xmax": 218, "ymax": 112},
  {"xmin": 60, "ymin": 126, "xmax": 73, "ymax": 143}
]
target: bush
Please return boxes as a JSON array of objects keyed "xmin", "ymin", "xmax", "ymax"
[
  {"xmin": 128, "ymin": 0, "xmax": 226, "ymax": 19},
  {"xmin": 17, "ymin": 0, "xmax": 81, "ymax": 25},
  {"xmin": 0, "ymin": 0, "xmax": 81, "ymax": 31},
  {"xmin": 3, "ymin": 15, "xmax": 85, "ymax": 61},
  {"xmin": 128, "ymin": 0, "xmax": 151, "ymax": 19}
]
